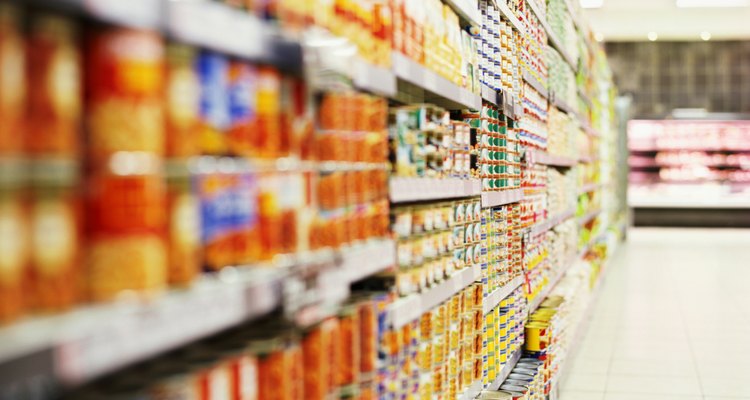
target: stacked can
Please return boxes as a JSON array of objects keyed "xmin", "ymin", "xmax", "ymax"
[
  {"xmin": 499, "ymin": 357, "xmax": 546, "ymax": 399},
  {"xmin": 465, "ymin": 104, "xmax": 510, "ymax": 192},
  {"xmin": 518, "ymin": 0, "xmax": 548, "ymax": 85},
  {"xmin": 506, "ymin": 203, "xmax": 523, "ymax": 280},
  {"xmin": 481, "ymin": 285, "xmax": 526, "ymax": 389},
  {"xmin": 518, "ymin": 84, "xmax": 549, "ymax": 150},
  {"xmin": 86, "ymin": 27, "xmax": 167, "ymax": 301},
  {"xmin": 521, "ymin": 163, "xmax": 547, "ymax": 228},
  {"xmin": 478, "ymin": 0, "xmax": 501, "ymax": 92}
]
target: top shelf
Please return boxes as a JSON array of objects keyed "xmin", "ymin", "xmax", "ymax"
[
  {"xmin": 526, "ymin": 0, "xmax": 577, "ymax": 70},
  {"xmin": 444, "ymin": 0, "xmax": 482, "ymax": 27},
  {"xmin": 393, "ymin": 52, "xmax": 482, "ymax": 110}
]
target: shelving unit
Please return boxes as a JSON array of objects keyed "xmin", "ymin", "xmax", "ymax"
[
  {"xmin": 482, "ymin": 188, "xmax": 524, "ymax": 208},
  {"xmin": 527, "ymin": 208, "xmax": 576, "ymax": 237},
  {"xmin": 483, "ymin": 276, "xmax": 525, "ymax": 314},
  {"xmin": 0, "ymin": 0, "xmax": 626, "ymax": 398},
  {"xmin": 0, "ymin": 239, "xmax": 395, "ymax": 386},
  {"xmin": 389, "ymin": 177, "xmax": 482, "ymax": 203},
  {"xmin": 486, "ymin": 349, "xmax": 523, "ymax": 390},
  {"xmin": 389, "ymin": 265, "xmax": 482, "ymax": 329},
  {"xmin": 527, "ymin": 150, "xmax": 578, "ymax": 168},
  {"xmin": 392, "ymin": 52, "xmax": 482, "ymax": 110}
]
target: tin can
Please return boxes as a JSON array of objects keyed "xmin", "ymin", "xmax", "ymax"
[
  {"xmin": 86, "ymin": 27, "xmax": 164, "ymax": 165},
  {"xmin": 0, "ymin": 4, "xmax": 25, "ymax": 156},
  {"xmin": 0, "ymin": 161, "xmax": 29, "ymax": 322},
  {"xmin": 165, "ymin": 43, "xmax": 200, "ymax": 158},
  {"xmin": 28, "ymin": 160, "xmax": 81, "ymax": 311},
  {"xmin": 165, "ymin": 160, "xmax": 200, "ymax": 286},
  {"xmin": 26, "ymin": 14, "xmax": 81, "ymax": 157}
]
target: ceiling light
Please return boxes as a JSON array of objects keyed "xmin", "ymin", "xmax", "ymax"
[
  {"xmin": 580, "ymin": 0, "xmax": 604, "ymax": 8},
  {"xmin": 676, "ymin": 0, "xmax": 749, "ymax": 7},
  {"xmin": 595, "ymin": 33, "xmax": 604, "ymax": 42},
  {"xmin": 700, "ymin": 31, "xmax": 712, "ymax": 41},
  {"xmin": 648, "ymin": 32, "xmax": 658, "ymax": 41}
]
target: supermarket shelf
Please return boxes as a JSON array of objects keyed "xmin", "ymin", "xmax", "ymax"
[
  {"xmin": 393, "ymin": 52, "xmax": 482, "ymax": 110},
  {"xmin": 481, "ymin": 84, "xmax": 499, "ymax": 105},
  {"xmin": 526, "ymin": 150, "xmax": 577, "ymax": 168},
  {"xmin": 578, "ymin": 209, "xmax": 601, "ymax": 226},
  {"xmin": 578, "ymin": 154, "xmax": 595, "ymax": 163},
  {"xmin": 389, "ymin": 265, "xmax": 482, "ymax": 329},
  {"xmin": 29, "ymin": 0, "xmax": 162, "ymax": 29},
  {"xmin": 578, "ymin": 182, "xmax": 601, "ymax": 194},
  {"xmin": 523, "ymin": 70, "xmax": 549, "ymax": 99},
  {"xmin": 550, "ymin": 93, "xmax": 578, "ymax": 117},
  {"xmin": 483, "ymin": 276, "xmax": 524, "ymax": 314},
  {"xmin": 353, "ymin": 58, "xmax": 398, "ymax": 97},
  {"xmin": 481, "ymin": 188, "xmax": 524, "ymax": 208},
  {"xmin": 389, "ymin": 177, "xmax": 481, "ymax": 203},
  {"xmin": 578, "ymin": 88, "xmax": 593, "ymax": 109},
  {"xmin": 528, "ymin": 261, "xmax": 571, "ymax": 313},
  {"xmin": 444, "ymin": 0, "xmax": 482, "ymax": 27},
  {"xmin": 486, "ymin": 348, "xmax": 523, "ymax": 391},
  {"xmin": 549, "ymin": 33, "xmax": 577, "ymax": 70},
  {"xmin": 0, "ymin": 239, "xmax": 395, "ymax": 387},
  {"xmin": 527, "ymin": 208, "xmax": 576, "ymax": 237},
  {"xmin": 166, "ymin": 1, "xmax": 302, "ymax": 71},
  {"xmin": 495, "ymin": 0, "xmax": 525, "ymax": 33},
  {"xmin": 582, "ymin": 122, "xmax": 601, "ymax": 138},
  {"xmin": 460, "ymin": 379, "xmax": 484, "ymax": 400}
]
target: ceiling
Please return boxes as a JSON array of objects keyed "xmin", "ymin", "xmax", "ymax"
[{"xmin": 581, "ymin": 0, "xmax": 750, "ymax": 41}]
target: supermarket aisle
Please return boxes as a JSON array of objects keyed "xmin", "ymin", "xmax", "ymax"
[{"xmin": 561, "ymin": 228, "xmax": 750, "ymax": 400}]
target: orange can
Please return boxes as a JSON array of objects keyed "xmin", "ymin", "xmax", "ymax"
[
  {"xmin": 26, "ymin": 14, "xmax": 81, "ymax": 157},
  {"xmin": 164, "ymin": 43, "xmax": 200, "ymax": 158},
  {"xmin": 0, "ymin": 163, "xmax": 29, "ymax": 323},
  {"xmin": 0, "ymin": 4, "xmax": 25, "ymax": 156},
  {"xmin": 86, "ymin": 27, "xmax": 165, "ymax": 165}
]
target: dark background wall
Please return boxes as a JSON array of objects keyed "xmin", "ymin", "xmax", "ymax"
[{"xmin": 605, "ymin": 41, "xmax": 750, "ymax": 118}]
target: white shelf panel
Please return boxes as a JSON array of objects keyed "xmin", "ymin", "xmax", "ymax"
[
  {"xmin": 482, "ymin": 188, "xmax": 524, "ymax": 208},
  {"xmin": 526, "ymin": 150, "xmax": 577, "ymax": 168},
  {"xmin": 578, "ymin": 209, "xmax": 601, "ymax": 226},
  {"xmin": 551, "ymin": 94, "xmax": 578, "ymax": 116},
  {"xmin": 390, "ymin": 265, "xmax": 482, "ymax": 329},
  {"xmin": 483, "ymin": 276, "xmax": 524, "ymax": 315},
  {"xmin": 31, "ymin": 0, "xmax": 162, "ymax": 29},
  {"xmin": 628, "ymin": 195, "xmax": 750, "ymax": 209},
  {"xmin": 445, "ymin": 0, "xmax": 482, "ymax": 27},
  {"xmin": 486, "ymin": 348, "xmax": 523, "ymax": 390},
  {"xmin": 523, "ymin": 70, "xmax": 549, "ymax": 99},
  {"xmin": 459, "ymin": 379, "xmax": 483, "ymax": 400},
  {"xmin": 495, "ymin": 0, "xmax": 525, "ymax": 33},
  {"xmin": 353, "ymin": 58, "xmax": 397, "ymax": 97},
  {"xmin": 390, "ymin": 177, "xmax": 482, "ymax": 203},
  {"xmin": 578, "ymin": 182, "xmax": 601, "ymax": 194},
  {"xmin": 482, "ymin": 84, "xmax": 499, "ymax": 105},
  {"xmin": 393, "ymin": 52, "xmax": 482, "ymax": 110},
  {"xmin": 527, "ymin": 208, "xmax": 576, "ymax": 237}
]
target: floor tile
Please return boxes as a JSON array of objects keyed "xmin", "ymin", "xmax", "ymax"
[
  {"xmin": 603, "ymin": 394, "xmax": 701, "ymax": 400},
  {"xmin": 701, "ymin": 377, "xmax": 750, "ymax": 397},
  {"xmin": 559, "ymin": 391, "xmax": 604, "ymax": 400},
  {"xmin": 562, "ymin": 373, "xmax": 608, "ymax": 392},
  {"xmin": 605, "ymin": 374, "xmax": 702, "ymax": 396}
]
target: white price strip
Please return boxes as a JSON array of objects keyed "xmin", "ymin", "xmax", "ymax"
[{"xmin": 85, "ymin": 0, "xmax": 162, "ymax": 29}]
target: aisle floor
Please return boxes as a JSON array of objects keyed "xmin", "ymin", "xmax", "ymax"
[{"xmin": 560, "ymin": 228, "xmax": 750, "ymax": 400}]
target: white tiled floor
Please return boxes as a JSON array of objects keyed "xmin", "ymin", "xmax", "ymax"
[{"xmin": 560, "ymin": 228, "xmax": 750, "ymax": 400}]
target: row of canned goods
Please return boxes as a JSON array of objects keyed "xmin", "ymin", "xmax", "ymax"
[
  {"xmin": 390, "ymin": 105, "xmax": 474, "ymax": 180},
  {"xmin": 0, "ymin": 6, "xmax": 392, "ymax": 323},
  {"xmin": 483, "ymin": 204, "xmax": 524, "ymax": 296},
  {"xmin": 463, "ymin": 105, "xmax": 522, "ymax": 191},
  {"xmin": 392, "ymin": 199, "xmax": 484, "ymax": 296},
  {"xmin": 482, "ymin": 286, "xmax": 527, "ymax": 388},
  {"xmin": 479, "ymin": 0, "xmax": 521, "ymax": 97},
  {"xmin": 66, "ymin": 294, "xmax": 387, "ymax": 400},
  {"xmin": 382, "ymin": 283, "xmax": 484, "ymax": 400}
]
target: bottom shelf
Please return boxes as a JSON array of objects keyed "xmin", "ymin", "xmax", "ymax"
[{"xmin": 486, "ymin": 348, "xmax": 523, "ymax": 391}]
